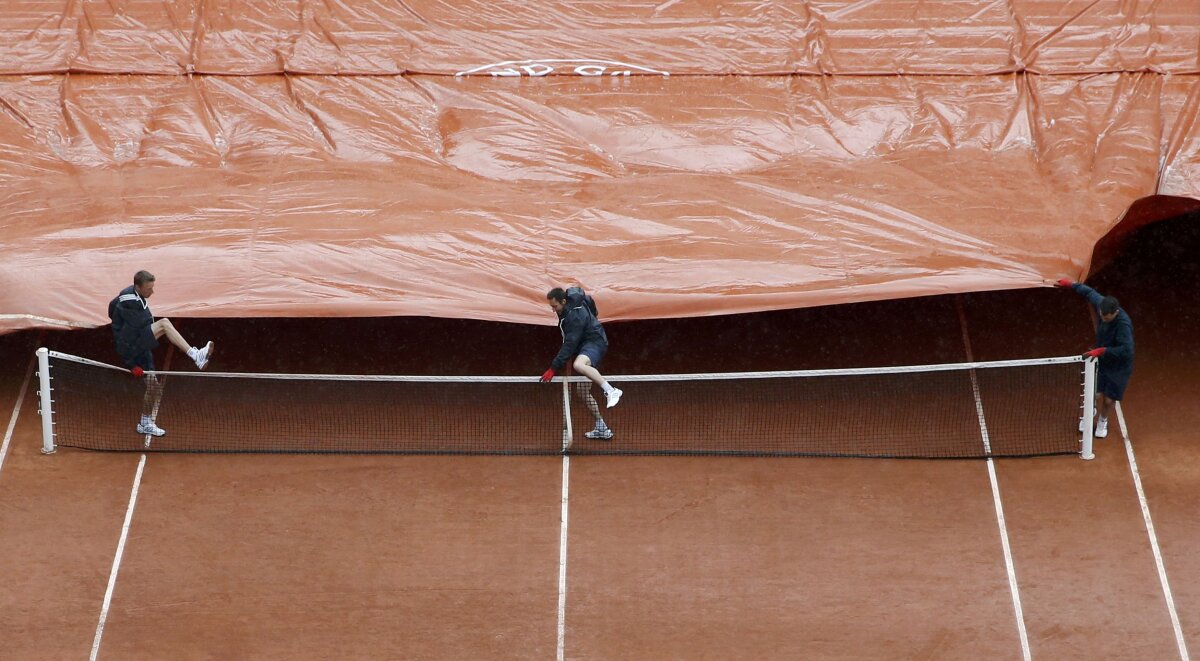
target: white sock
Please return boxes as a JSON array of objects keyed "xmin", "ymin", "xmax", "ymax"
[
  {"xmin": 187, "ymin": 346, "xmax": 199, "ymax": 360},
  {"xmin": 1098, "ymin": 416, "xmax": 1108, "ymax": 426},
  {"xmin": 602, "ymin": 383, "xmax": 616, "ymax": 395},
  {"xmin": 595, "ymin": 420, "xmax": 608, "ymax": 430},
  {"xmin": 140, "ymin": 415, "xmax": 152, "ymax": 425}
]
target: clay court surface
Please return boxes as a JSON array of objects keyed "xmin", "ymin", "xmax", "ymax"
[{"xmin": 0, "ymin": 221, "xmax": 1196, "ymax": 659}]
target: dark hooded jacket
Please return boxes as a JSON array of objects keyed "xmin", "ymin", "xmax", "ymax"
[
  {"xmin": 108, "ymin": 285, "xmax": 158, "ymax": 359},
  {"xmin": 551, "ymin": 287, "xmax": 608, "ymax": 370},
  {"xmin": 1071, "ymin": 283, "xmax": 1134, "ymax": 376}
]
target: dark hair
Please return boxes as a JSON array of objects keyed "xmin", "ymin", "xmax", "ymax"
[
  {"xmin": 134, "ymin": 270, "xmax": 156, "ymax": 286},
  {"xmin": 1100, "ymin": 296, "xmax": 1119, "ymax": 315},
  {"xmin": 547, "ymin": 287, "xmax": 567, "ymax": 302}
]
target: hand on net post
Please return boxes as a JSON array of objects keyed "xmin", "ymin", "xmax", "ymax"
[
  {"xmin": 1083, "ymin": 347, "xmax": 1106, "ymax": 359},
  {"xmin": 540, "ymin": 368, "xmax": 556, "ymax": 382},
  {"xmin": 1055, "ymin": 278, "xmax": 1075, "ymax": 288}
]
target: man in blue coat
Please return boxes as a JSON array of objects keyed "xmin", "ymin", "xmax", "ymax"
[
  {"xmin": 541, "ymin": 286, "xmax": 622, "ymax": 440},
  {"xmin": 108, "ymin": 270, "xmax": 214, "ymax": 436},
  {"xmin": 1057, "ymin": 279, "xmax": 1134, "ymax": 439}
]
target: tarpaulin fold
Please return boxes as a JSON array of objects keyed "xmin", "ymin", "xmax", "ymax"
[
  {"xmin": 1, "ymin": 2, "xmax": 1198, "ymax": 332},
  {"xmin": 3, "ymin": 72, "xmax": 1198, "ymax": 332},
  {"xmin": 1, "ymin": 1, "xmax": 1197, "ymax": 75}
]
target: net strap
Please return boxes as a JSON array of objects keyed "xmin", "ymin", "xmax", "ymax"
[{"xmin": 44, "ymin": 349, "xmax": 1083, "ymax": 382}]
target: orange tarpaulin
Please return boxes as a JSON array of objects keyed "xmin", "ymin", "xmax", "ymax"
[
  {"xmin": 2, "ymin": 1, "xmax": 1198, "ymax": 75},
  {"xmin": 1, "ymin": 3, "xmax": 1198, "ymax": 332}
]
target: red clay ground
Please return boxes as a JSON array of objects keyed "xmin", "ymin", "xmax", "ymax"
[{"xmin": 0, "ymin": 216, "xmax": 1195, "ymax": 659}]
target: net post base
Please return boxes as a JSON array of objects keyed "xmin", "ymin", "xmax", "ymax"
[{"xmin": 1080, "ymin": 357, "xmax": 1097, "ymax": 461}]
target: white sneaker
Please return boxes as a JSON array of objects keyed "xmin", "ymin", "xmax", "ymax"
[
  {"xmin": 605, "ymin": 387, "xmax": 622, "ymax": 408},
  {"xmin": 194, "ymin": 341, "xmax": 214, "ymax": 370},
  {"xmin": 1095, "ymin": 420, "xmax": 1108, "ymax": 438},
  {"xmin": 137, "ymin": 421, "xmax": 166, "ymax": 437},
  {"xmin": 585, "ymin": 427, "xmax": 614, "ymax": 440}
]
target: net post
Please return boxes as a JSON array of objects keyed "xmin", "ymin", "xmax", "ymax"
[
  {"xmin": 1081, "ymin": 357, "xmax": 1096, "ymax": 460},
  {"xmin": 561, "ymin": 377, "xmax": 573, "ymax": 454},
  {"xmin": 36, "ymin": 348, "xmax": 55, "ymax": 455}
]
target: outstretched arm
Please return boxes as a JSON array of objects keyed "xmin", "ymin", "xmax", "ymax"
[
  {"xmin": 1056, "ymin": 279, "xmax": 1105, "ymax": 309},
  {"xmin": 1070, "ymin": 282, "xmax": 1105, "ymax": 309},
  {"xmin": 550, "ymin": 314, "xmax": 583, "ymax": 372}
]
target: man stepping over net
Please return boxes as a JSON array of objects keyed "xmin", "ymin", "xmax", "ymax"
[
  {"xmin": 108, "ymin": 270, "xmax": 215, "ymax": 436},
  {"xmin": 1056, "ymin": 279, "xmax": 1134, "ymax": 439},
  {"xmin": 540, "ymin": 286, "xmax": 622, "ymax": 440}
]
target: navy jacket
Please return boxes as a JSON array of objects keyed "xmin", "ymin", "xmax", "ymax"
[
  {"xmin": 551, "ymin": 287, "xmax": 608, "ymax": 370},
  {"xmin": 108, "ymin": 285, "xmax": 158, "ymax": 359},
  {"xmin": 1072, "ymin": 283, "xmax": 1134, "ymax": 373}
]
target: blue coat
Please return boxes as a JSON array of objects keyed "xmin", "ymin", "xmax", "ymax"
[
  {"xmin": 551, "ymin": 287, "xmax": 608, "ymax": 370},
  {"xmin": 1072, "ymin": 283, "xmax": 1134, "ymax": 378},
  {"xmin": 108, "ymin": 285, "xmax": 158, "ymax": 359}
]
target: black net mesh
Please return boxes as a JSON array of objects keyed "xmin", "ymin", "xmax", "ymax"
[{"xmin": 44, "ymin": 353, "xmax": 1085, "ymax": 458}]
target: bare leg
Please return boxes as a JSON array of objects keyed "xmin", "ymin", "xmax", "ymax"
[
  {"xmin": 572, "ymin": 355, "xmax": 609, "ymax": 389},
  {"xmin": 573, "ymin": 354, "xmax": 621, "ymax": 409},
  {"xmin": 141, "ymin": 375, "xmax": 163, "ymax": 418},
  {"xmin": 152, "ymin": 318, "xmax": 192, "ymax": 353},
  {"xmin": 572, "ymin": 381, "xmax": 604, "ymax": 425},
  {"xmin": 154, "ymin": 318, "xmax": 213, "ymax": 369},
  {"xmin": 1096, "ymin": 395, "xmax": 1114, "ymax": 420}
]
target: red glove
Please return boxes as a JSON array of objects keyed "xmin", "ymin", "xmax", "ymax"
[
  {"xmin": 1055, "ymin": 278, "xmax": 1074, "ymax": 288},
  {"xmin": 131, "ymin": 366, "xmax": 144, "ymax": 379},
  {"xmin": 540, "ymin": 368, "xmax": 556, "ymax": 382},
  {"xmin": 1084, "ymin": 347, "xmax": 1106, "ymax": 359}
]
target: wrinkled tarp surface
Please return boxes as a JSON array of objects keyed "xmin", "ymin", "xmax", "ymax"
[
  {"xmin": 2, "ymin": 0, "xmax": 1199, "ymax": 75},
  {"xmin": 1, "ymin": 2, "xmax": 1199, "ymax": 332}
]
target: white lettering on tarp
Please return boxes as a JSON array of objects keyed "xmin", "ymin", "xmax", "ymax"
[{"xmin": 456, "ymin": 59, "xmax": 670, "ymax": 77}]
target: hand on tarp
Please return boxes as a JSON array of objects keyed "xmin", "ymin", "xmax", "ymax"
[
  {"xmin": 540, "ymin": 368, "xmax": 556, "ymax": 382},
  {"xmin": 1083, "ymin": 348, "xmax": 1106, "ymax": 359},
  {"xmin": 131, "ymin": 366, "xmax": 144, "ymax": 379},
  {"xmin": 1055, "ymin": 278, "xmax": 1075, "ymax": 288}
]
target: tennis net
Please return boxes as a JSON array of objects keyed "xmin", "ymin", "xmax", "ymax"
[{"xmin": 36, "ymin": 349, "xmax": 1096, "ymax": 459}]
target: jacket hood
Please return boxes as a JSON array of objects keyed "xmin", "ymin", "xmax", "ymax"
[{"xmin": 565, "ymin": 286, "xmax": 587, "ymax": 307}]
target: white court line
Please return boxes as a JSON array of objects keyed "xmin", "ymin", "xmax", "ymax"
[
  {"xmin": 92, "ymin": 346, "xmax": 173, "ymax": 659},
  {"xmin": 90, "ymin": 453, "xmax": 146, "ymax": 661},
  {"xmin": 556, "ymin": 455, "xmax": 571, "ymax": 661},
  {"xmin": 957, "ymin": 297, "xmax": 1032, "ymax": 661},
  {"xmin": 0, "ymin": 347, "xmax": 39, "ymax": 480},
  {"xmin": 982, "ymin": 457, "xmax": 1031, "ymax": 661},
  {"xmin": 1116, "ymin": 403, "xmax": 1190, "ymax": 660}
]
